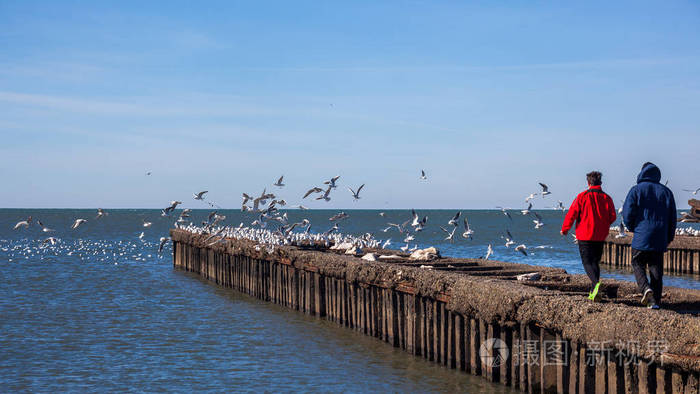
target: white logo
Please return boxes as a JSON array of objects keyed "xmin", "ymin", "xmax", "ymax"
[{"xmin": 479, "ymin": 338, "xmax": 509, "ymax": 368}]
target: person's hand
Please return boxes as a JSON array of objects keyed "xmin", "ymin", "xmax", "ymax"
[{"xmin": 560, "ymin": 230, "xmax": 566, "ymax": 236}]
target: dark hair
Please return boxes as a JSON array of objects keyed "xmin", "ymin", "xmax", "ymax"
[{"xmin": 586, "ymin": 171, "xmax": 602, "ymax": 186}]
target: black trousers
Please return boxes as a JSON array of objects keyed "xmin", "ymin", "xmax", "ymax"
[
  {"xmin": 578, "ymin": 241, "xmax": 604, "ymax": 291},
  {"xmin": 631, "ymin": 249, "xmax": 664, "ymax": 304}
]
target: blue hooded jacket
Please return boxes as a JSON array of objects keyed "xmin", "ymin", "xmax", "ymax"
[{"xmin": 622, "ymin": 163, "xmax": 677, "ymax": 252}]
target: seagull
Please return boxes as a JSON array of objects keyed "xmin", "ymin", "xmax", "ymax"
[
  {"xmin": 557, "ymin": 201, "xmax": 566, "ymax": 211},
  {"xmin": 164, "ymin": 200, "xmax": 182, "ymax": 215},
  {"xmin": 379, "ymin": 212, "xmax": 386, "ymax": 217},
  {"xmin": 297, "ymin": 205, "xmax": 309, "ymax": 210},
  {"xmin": 324, "ymin": 176, "xmax": 340, "ymax": 189},
  {"xmin": 316, "ymin": 185, "xmax": 332, "ymax": 202},
  {"xmin": 36, "ymin": 220, "xmax": 54, "ymax": 232},
  {"xmin": 145, "ymin": 171, "xmax": 152, "ymax": 176},
  {"xmin": 521, "ymin": 202, "xmax": 532, "ymax": 215},
  {"xmin": 515, "ymin": 244, "xmax": 528, "ymax": 256},
  {"xmin": 42, "ymin": 237, "xmax": 58, "ymax": 246},
  {"xmin": 420, "ymin": 170, "xmax": 427, "ymax": 180},
  {"xmin": 180, "ymin": 209, "xmax": 192, "ymax": 218},
  {"xmin": 462, "ymin": 217, "xmax": 474, "ymax": 240},
  {"xmin": 484, "ymin": 244, "xmax": 493, "ymax": 260},
  {"xmin": 303, "ymin": 187, "xmax": 323, "ymax": 199},
  {"xmin": 532, "ymin": 212, "xmax": 544, "ymax": 229},
  {"xmin": 502, "ymin": 229, "xmax": 515, "ymax": 248},
  {"xmin": 382, "ymin": 239, "xmax": 391, "ymax": 248},
  {"xmin": 615, "ymin": 221, "xmax": 628, "ymax": 238},
  {"xmin": 348, "ymin": 184, "xmax": 364, "ymax": 200},
  {"xmin": 242, "ymin": 193, "xmax": 253, "ymax": 206},
  {"xmin": 496, "ymin": 207, "xmax": 513, "ymax": 221},
  {"xmin": 138, "ymin": 232, "xmax": 145, "ymax": 240},
  {"xmin": 683, "ymin": 188, "xmax": 700, "ymax": 195},
  {"xmin": 448, "ymin": 211, "xmax": 461, "ymax": 226},
  {"xmin": 525, "ymin": 193, "xmax": 536, "ymax": 203},
  {"xmin": 440, "ymin": 226, "xmax": 457, "ymax": 243},
  {"xmin": 158, "ymin": 237, "xmax": 170, "ymax": 253},
  {"xmin": 193, "ymin": 191, "xmax": 208, "ymax": 200},
  {"xmin": 96, "ymin": 208, "xmax": 108, "ymax": 219},
  {"xmin": 329, "ymin": 212, "xmax": 349, "ymax": 222},
  {"xmin": 71, "ymin": 219, "xmax": 87, "ymax": 230},
  {"xmin": 410, "ymin": 209, "xmax": 421, "ymax": 227},
  {"xmin": 274, "ymin": 175, "xmax": 285, "ymax": 187},
  {"xmin": 13, "ymin": 219, "xmax": 30, "ymax": 230},
  {"xmin": 539, "ymin": 183, "xmax": 551, "ymax": 196}
]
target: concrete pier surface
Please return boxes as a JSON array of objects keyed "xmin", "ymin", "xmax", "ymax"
[
  {"xmin": 603, "ymin": 233, "xmax": 700, "ymax": 275},
  {"xmin": 171, "ymin": 229, "xmax": 700, "ymax": 393}
]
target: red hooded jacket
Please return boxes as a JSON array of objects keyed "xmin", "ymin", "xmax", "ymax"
[{"xmin": 561, "ymin": 185, "xmax": 616, "ymax": 241}]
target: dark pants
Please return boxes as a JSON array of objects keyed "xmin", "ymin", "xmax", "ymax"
[
  {"xmin": 578, "ymin": 241, "xmax": 604, "ymax": 291},
  {"xmin": 631, "ymin": 249, "xmax": 664, "ymax": 304}
]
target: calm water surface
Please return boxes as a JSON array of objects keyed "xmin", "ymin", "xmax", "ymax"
[{"xmin": 1, "ymin": 208, "xmax": 697, "ymax": 391}]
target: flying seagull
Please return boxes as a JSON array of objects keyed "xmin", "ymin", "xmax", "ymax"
[
  {"xmin": 274, "ymin": 176, "xmax": 285, "ymax": 187},
  {"xmin": 316, "ymin": 185, "xmax": 332, "ymax": 202},
  {"xmin": 484, "ymin": 244, "xmax": 493, "ymax": 260},
  {"xmin": 683, "ymin": 188, "xmax": 700, "ymax": 195},
  {"xmin": 440, "ymin": 226, "xmax": 457, "ymax": 243},
  {"xmin": 532, "ymin": 212, "xmax": 544, "ymax": 229},
  {"xmin": 496, "ymin": 207, "xmax": 512, "ymax": 221},
  {"xmin": 158, "ymin": 237, "xmax": 170, "ymax": 253},
  {"xmin": 539, "ymin": 183, "xmax": 551, "ymax": 196},
  {"xmin": 448, "ymin": 211, "xmax": 461, "ymax": 226},
  {"xmin": 348, "ymin": 184, "xmax": 364, "ymax": 200},
  {"xmin": 521, "ymin": 202, "xmax": 532, "ymax": 215},
  {"xmin": 462, "ymin": 217, "xmax": 474, "ymax": 240},
  {"xmin": 96, "ymin": 208, "xmax": 108, "ymax": 219},
  {"xmin": 515, "ymin": 244, "xmax": 528, "ymax": 256},
  {"xmin": 13, "ymin": 216, "xmax": 32, "ymax": 230},
  {"xmin": 420, "ymin": 170, "xmax": 427, "ymax": 180},
  {"xmin": 71, "ymin": 219, "xmax": 87, "ymax": 230},
  {"xmin": 303, "ymin": 187, "xmax": 323, "ymax": 199},
  {"xmin": 143, "ymin": 220, "xmax": 152, "ymax": 228},
  {"xmin": 324, "ymin": 176, "xmax": 340, "ymax": 189},
  {"xmin": 525, "ymin": 193, "xmax": 536, "ymax": 203},
  {"xmin": 194, "ymin": 191, "xmax": 208, "ymax": 200}
]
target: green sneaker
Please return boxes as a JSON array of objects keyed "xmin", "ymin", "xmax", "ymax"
[{"xmin": 590, "ymin": 281, "xmax": 602, "ymax": 302}]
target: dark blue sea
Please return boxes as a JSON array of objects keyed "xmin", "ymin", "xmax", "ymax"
[{"xmin": 1, "ymin": 208, "xmax": 697, "ymax": 392}]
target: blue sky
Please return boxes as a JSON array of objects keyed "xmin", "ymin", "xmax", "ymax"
[{"xmin": 1, "ymin": 1, "xmax": 699, "ymax": 209}]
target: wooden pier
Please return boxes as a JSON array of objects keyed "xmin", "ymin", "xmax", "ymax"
[
  {"xmin": 602, "ymin": 233, "xmax": 700, "ymax": 275},
  {"xmin": 171, "ymin": 229, "xmax": 700, "ymax": 393}
]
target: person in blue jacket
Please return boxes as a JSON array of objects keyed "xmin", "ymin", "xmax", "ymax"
[{"xmin": 622, "ymin": 162, "xmax": 677, "ymax": 309}]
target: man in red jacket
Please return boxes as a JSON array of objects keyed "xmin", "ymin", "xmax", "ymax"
[{"xmin": 560, "ymin": 171, "xmax": 617, "ymax": 301}]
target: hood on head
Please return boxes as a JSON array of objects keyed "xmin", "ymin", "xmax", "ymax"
[{"xmin": 637, "ymin": 162, "xmax": 661, "ymax": 184}]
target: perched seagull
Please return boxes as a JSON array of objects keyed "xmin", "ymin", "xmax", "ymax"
[
  {"xmin": 525, "ymin": 193, "xmax": 536, "ymax": 203},
  {"xmin": 158, "ymin": 237, "xmax": 170, "ymax": 253},
  {"xmin": 532, "ymin": 212, "xmax": 544, "ymax": 229},
  {"xmin": 515, "ymin": 244, "xmax": 528, "ymax": 256},
  {"xmin": 71, "ymin": 219, "xmax": 87, "ymax": 230},
  {"xmin": 193, "ymin": 191, "xmax": 208, "ymax": 200},
  {"xmin": 448, "ymin": 211, "xmax": 461, "ymax": 226},
  {"xmin": 615, "ymin": 221, "xmax": 628, "ymax": 238},
  {"xmin": 440, "ymin": 226, "xmax": 457, "ymax": 243},
  {"xmin": 96, "ymin": 208, "xmax": 108, "ymax": 219},
  {"xmin": 497, "ymin": 207, "xmax": 513, "ymax": 221},
  {"xmin": 303, "ymin": 187, "xmax": 323, "ymax": 199},
  {"xmin": 462, "ymin": 217, "xmax": 474, "ymax": 240},
  {"xmin": 539, "ymin": 183, "xmax": 551, "ymax": 196},
  {"xmin": 484, "ymin": 244, "xmax": 493, "ymax": 260},
  {"xmin": 521, "ymin": 202, "xmax": 532, "ymax": 215},
  {"xmin": 274, "ymin": 175, "xmax": 285, "ymax": 187},
  {"xmin": 420, "ymin": 170, "xmax": 427, "ymax": 180},
  {"xmin": 683, "ymin": 188, "xmax": 700, "ymax": 195},
  {"xmin": 348, "ymin": 184, "xmax": 364, "ymax": 200},
  {"xmin": 324, "ymin": 176, "xmax": 340, "ymax": 189},
  {"xmin": 143, "ymin": 220, "xmax": 153, "ymax": 228}
]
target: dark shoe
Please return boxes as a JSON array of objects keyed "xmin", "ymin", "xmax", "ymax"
[{"xmin": 641, "ymin": 288, "xmax": 653, "ymax": 306}]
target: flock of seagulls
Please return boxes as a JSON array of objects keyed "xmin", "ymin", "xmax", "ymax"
[{"xmin": 9, "ymin": 170, "xmax": 699, "ymax": 266}]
